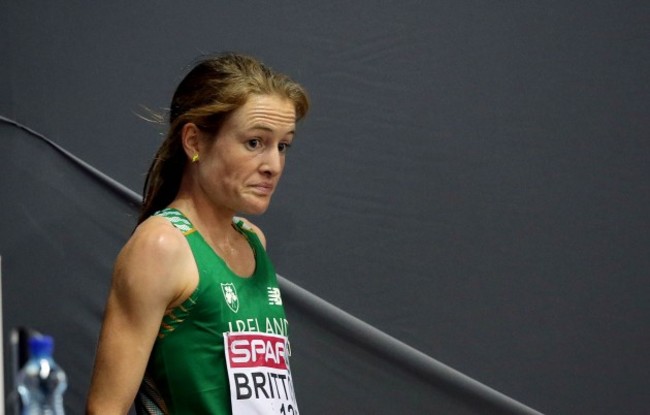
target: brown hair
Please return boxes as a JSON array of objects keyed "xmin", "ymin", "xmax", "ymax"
[{"xmin": 138, "ymin": 52, "xmax": 309, "ymax": 223}]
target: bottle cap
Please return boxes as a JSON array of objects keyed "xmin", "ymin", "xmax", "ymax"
[{"xmin": 29, "ymin": 335, "xmax": 54, "ymax": 358}]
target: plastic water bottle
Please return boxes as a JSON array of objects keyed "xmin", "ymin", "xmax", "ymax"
[{"xmin": 16, "ymin": 335, "xmax": 67, "ymax": 415}]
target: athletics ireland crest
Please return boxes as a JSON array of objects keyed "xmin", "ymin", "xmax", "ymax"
[{"xmin": 221, "ymin": 283, "xmax": 240, "ymax": 313}]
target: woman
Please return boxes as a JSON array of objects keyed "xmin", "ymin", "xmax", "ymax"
[{"xmin": 87, "ymin": 52, "xmax": 309, "ymax": 414}]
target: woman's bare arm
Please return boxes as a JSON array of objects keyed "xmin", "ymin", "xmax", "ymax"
[{"xmin": 86, "ymin": 218, "xmax": 197, "ymax": 415}]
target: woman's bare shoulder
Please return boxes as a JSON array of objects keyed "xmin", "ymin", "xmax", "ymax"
[
  {"xmin": 125, "ymin": 215, "xmax": 188, "ymax": 256},
  {"xmin": 112, "ymin": 215, "xmax": 195, "ymax": 304}
]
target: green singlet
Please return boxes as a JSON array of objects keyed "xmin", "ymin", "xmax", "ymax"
[{"xmin": 135, "ymin": 208, "xmax": 291, "ymax": 415}]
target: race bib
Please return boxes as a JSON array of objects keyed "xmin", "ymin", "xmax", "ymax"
[{"xmin": 224, "ymin": 332, "xmax": 299, "ymax": 415}]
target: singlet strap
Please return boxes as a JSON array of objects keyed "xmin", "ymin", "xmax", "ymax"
[
  {"xmin": 154, "ymin": 208, "xmax": 194, "ymax": 235},
  {"xmin": 155, "ymin": 209, "xmax": 254, "ymax": 235},
  {"xmin": 155, "ymin": 208, "xmax": 264, "ymax": 269}
]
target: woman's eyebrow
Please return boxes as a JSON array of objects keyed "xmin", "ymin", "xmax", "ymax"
[{"xmin": 248, "ymin": 124, "xmax": 295, "ymax": 135}]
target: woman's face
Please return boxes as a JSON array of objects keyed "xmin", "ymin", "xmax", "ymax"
[{"xmin": 195, "ymin": 94, "xmax": 297, "ymax": 215}]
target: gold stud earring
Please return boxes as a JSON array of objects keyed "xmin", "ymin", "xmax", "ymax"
[{"xmin": 191, "ymin": 153, "xmax": 199, "ymax": 163}]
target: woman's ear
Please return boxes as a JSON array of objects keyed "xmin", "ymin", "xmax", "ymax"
[{"xmin": 181, "ymin": 123, "xmax": 201, "ymax": 161}]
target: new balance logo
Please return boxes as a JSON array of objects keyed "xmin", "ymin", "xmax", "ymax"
[{"xmin": 267, "ymin": 287, "xmax": 283, "ymax": 306}]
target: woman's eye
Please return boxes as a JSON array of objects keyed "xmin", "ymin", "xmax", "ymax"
[
  {"xmin": 278, "ymin": 142, "xmax": 292, "ymax": 153},
  {"xmin": 246, "ymin": 138, "xmax": 261, "ymax": 150}
]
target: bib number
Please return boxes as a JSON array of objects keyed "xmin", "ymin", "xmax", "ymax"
[
  {"xmin": 280, "ymin": 403, "xmax": 296, "ymax": 414},
  {"xmin": 225, "ymin": 332, "xmax": 299, "ymax": 414}
]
